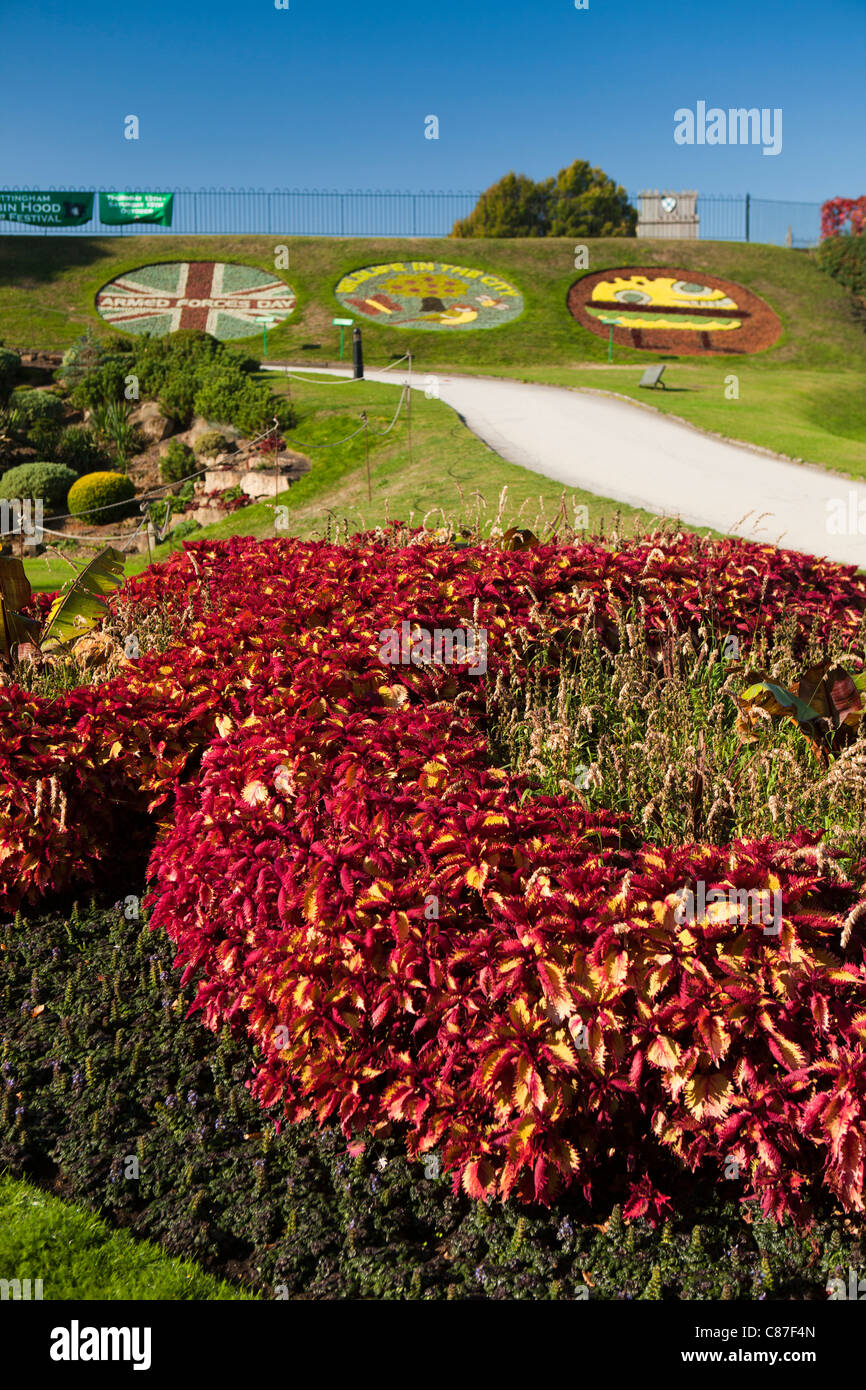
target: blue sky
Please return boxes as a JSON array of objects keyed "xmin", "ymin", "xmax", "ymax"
[{"xmin": 0, "ymin": 0, "xmax": 862, "ymax": 201}]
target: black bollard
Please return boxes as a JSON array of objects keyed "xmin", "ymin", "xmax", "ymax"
[{"xmin": 352, "ymin": 326, "xmax": 364, "ymax": 379}]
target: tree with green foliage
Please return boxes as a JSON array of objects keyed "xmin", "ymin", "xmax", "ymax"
[
  {"xmin": 453, "ymin": 172, "xmax": 549, "ymax": 238},
  {"xmin": 544, "ymin": 159, "xmax": 637, "ymax": 237},
  {"xmin": 453, "ymin": 160, "xmax": 635, "ymax": 238}
]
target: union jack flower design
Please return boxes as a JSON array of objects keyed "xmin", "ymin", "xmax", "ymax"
[{"xmin": 95, "ymin": 261, "xmax": 296, "ymax": 339}]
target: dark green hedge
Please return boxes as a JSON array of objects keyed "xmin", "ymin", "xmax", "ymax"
[
  {"xmin": 816, "ymin": 233, "xmax": 866, "ymax": 300},
  {"xmin": 1, "ymin": 901, "xmax": 860, "ymax": 1300}
]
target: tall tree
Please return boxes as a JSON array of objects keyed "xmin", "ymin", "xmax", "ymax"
[
  {"xmin": 452, "ymin": 161, "xmax": 635, "ymax": 238},
  {"xmin": 546, "ymin": 160, "xmax": 636, "ymax": 237}
]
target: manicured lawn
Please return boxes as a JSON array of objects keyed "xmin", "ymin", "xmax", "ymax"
[{"xmin": 0, "ymin": 1174, "xmax": 257, "ymax": 1300}]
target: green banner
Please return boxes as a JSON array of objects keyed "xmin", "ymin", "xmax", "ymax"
[
  {"xmin": 98, "ymin": 192, "xmax": 173, "ymax": 226},
  {"xmin": 0, "ymin": 192, "xmax": 94, "ymax": 226}
]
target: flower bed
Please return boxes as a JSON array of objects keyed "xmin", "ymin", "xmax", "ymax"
[{"xmin": 4, "ymin": 530, "xmax": 866, "ymax": 1221}]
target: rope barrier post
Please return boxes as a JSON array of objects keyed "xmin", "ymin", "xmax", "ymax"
[
  {"xmin": 352, "ymin": 326, "xmax": 364, "ymax": 380},
  {"xmin": 142, "ymin": 504, "xmax": 153, "ymax": 566},
  {"xmin": 361, "ymin": 411, "xmax": 370, "ymax": 502},
  {"xmin": 272, "ymin": 418, "xmax": 280, "ymax": 504},
  {"xmin": 407, "ymin": 352, "xmax": 412, "ymax": 469}
]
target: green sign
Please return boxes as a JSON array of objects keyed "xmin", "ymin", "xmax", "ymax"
[
  {"xmin": 332, "ymin": 318, "xmax": 354, "ymax": 326},
  {"xmin": 0, "ymin": 192, "xmax": 94, "ymax": 226},
  {"xmin": 98, "ymin": 192, "xmax": 174, "ymax": 226}
]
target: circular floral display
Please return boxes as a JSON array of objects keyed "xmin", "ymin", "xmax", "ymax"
[
  {"xmin": 567, "ymin": 267, "xmax": 781, "ymax": 354},
  {"xmin": 334, "ymin": 261, "xmax": 523, "ymax": 330},
  {"xmin": 95, "ymin": 262, "xmax": 296, "ymax": 339}
]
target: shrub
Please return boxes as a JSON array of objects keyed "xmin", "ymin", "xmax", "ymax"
[
  {"xmin": 134, "ymin": 330, "xmax": 224, "ymax": 427},
  {"xmin": 0, "ymin": 347, "xmax": 20, "ymax": 402},
  {"xmin": 160, "ymin": 438, "xmax": 195, "ymax": 485},
  {"xmin": 168, "ymin": 517, "xmax": 202, "ymax": 542},
  {"xmin": 193, "ymin": 367, "xmax": 295, "ymax": 436},
  {"xmin": 0, "ymin": 461, "xmax": 78, "ymax": 511},
  {"xmin": 54, "ymin": 425, "xmax": 112, "ymax": 475},
  {"xmin": 251, "ymin": 433, "xmax": 285, "ymax": 455},
  {"xmin": 10, "ymin": 389, "xmax": 65, "ymax": 427},
  {"xmin": 193, "ymin": 430, "xmax": 229, "ymax": 457},
  {"xmin": 820, "ymin": 196, "xmax": 866, "ymax": 240},
  {"xmin": 69, "ymin": 356, "xmax": 134, "ymax": 413},
  {"xmin": 64, "ymin": 329, "xmax": 294, "ymax": 436},
  {"xmin": 25, "ymin": 417, "xmax": 64, "ymax": 459},
  {"xmin": 816, "ymin": 232, "xmax": 866, "ymax": 301},
  {"xmin": 60, "ymin": 329, "xmax": 101, "ymax": 376},
  {"xmin": 67, "ymin": 470, "xmax": 137, "ymax": 524}
]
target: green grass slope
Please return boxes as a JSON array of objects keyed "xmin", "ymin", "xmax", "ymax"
[
  {"xmin": 2, "ymin": 234, "xmax": 864, "ymax": 373},
  {"xmin": 0, "ymin": 1174, "xmax": 257, "ymax": 1299}
]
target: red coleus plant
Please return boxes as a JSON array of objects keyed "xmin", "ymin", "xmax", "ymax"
[
  {"xmin": 2, "ymin": 529, "xmax": 866, "ymax": 1224},
  {"xmin": 146, "ymin": 693, "xmax": 866, "ymax": 1219}
]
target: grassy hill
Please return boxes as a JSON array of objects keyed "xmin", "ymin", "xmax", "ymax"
[
  {"xmin": 2, "ymin": 233, "xmax": 864, "ymax": 372},
  {"xmin": 6, "ymin": 235, "xmax": 866, "ymax": 582}
]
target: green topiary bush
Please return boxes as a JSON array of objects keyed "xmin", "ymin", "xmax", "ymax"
[
  {"xmin": 67, "ymin": 470, "xmax": 137, "ymax": 524},
  {"xmin": 0, "ymin": 461, "xmax": 78, "ymax": 511},
  {"xmin": 193, "ymin": 430, "xmax": 230, "ymax": 457},
  {"xmin": 160, "ymin": 438, "xmax": 195, "ymax": 485},
  {"xmin": 10, "ymin": 389, "xmax": 65, "ymax": 428}
]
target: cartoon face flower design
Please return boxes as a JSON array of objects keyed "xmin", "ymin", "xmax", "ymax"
[{"xmin": 587, "ymin": 274, "xmax": 742, "ymax": 331}]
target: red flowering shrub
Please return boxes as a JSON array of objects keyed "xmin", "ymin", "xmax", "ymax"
[{"xmin": 821, "ymin": 196, "xmax": 866, "ymax": 240}]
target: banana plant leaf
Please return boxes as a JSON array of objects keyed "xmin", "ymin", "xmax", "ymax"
[
  {"xmin": 501, "ymin": 527, "xmax": 539, "ymax": 552},
  {"xmin": 40, "ymin": 546, "xmax": 126, "ymax": 651},
  {"xmin": 0, "ymin": 556, "xmax": 32, "ymax": 612},
  {"xmin": 734, "ymin": 660, "xmax": 866, "ymax": 765},
  {"xmin": 0, "ymin": 558, "xmax": 38, "ymax": 662},
  {"xmin": 797, "ymin": 660, "xmax": 864, "ymax": 731},
  {"xmin": 738, "ymin": 678, "xmax": 823, "ymax": 726}
]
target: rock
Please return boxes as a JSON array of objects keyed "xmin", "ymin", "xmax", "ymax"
[
  {"xmin": 186, "ymin": 416, "xmax": 220, "ymax": 446},
  {"xmin": 240, "ymin": 469, "xmax": 301, "ymax": 499},
  {"xmin": 203, "ymin": 466, "xmax": 246, "ymax": 491},
  {"xmin": 129, "ymin": 401, "xmax": 175, "ymax": 443},
  {"xmin": 193, "ymin": 505, "xmax": 227, "ymax": 527}
]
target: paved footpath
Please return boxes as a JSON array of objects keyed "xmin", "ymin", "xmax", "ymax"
[{"xmin": 270, "ymin": 366, "xmax": 866, "ymax": 566}]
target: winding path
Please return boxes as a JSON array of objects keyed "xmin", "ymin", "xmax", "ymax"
[{"xmin": 271, "ymin": 366, "xmax": 866, "ymax": 566}]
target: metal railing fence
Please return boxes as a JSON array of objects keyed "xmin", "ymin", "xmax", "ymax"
[{"xmin": 0, "ymin": 186, "xmax": 822, "ymax": 246}]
